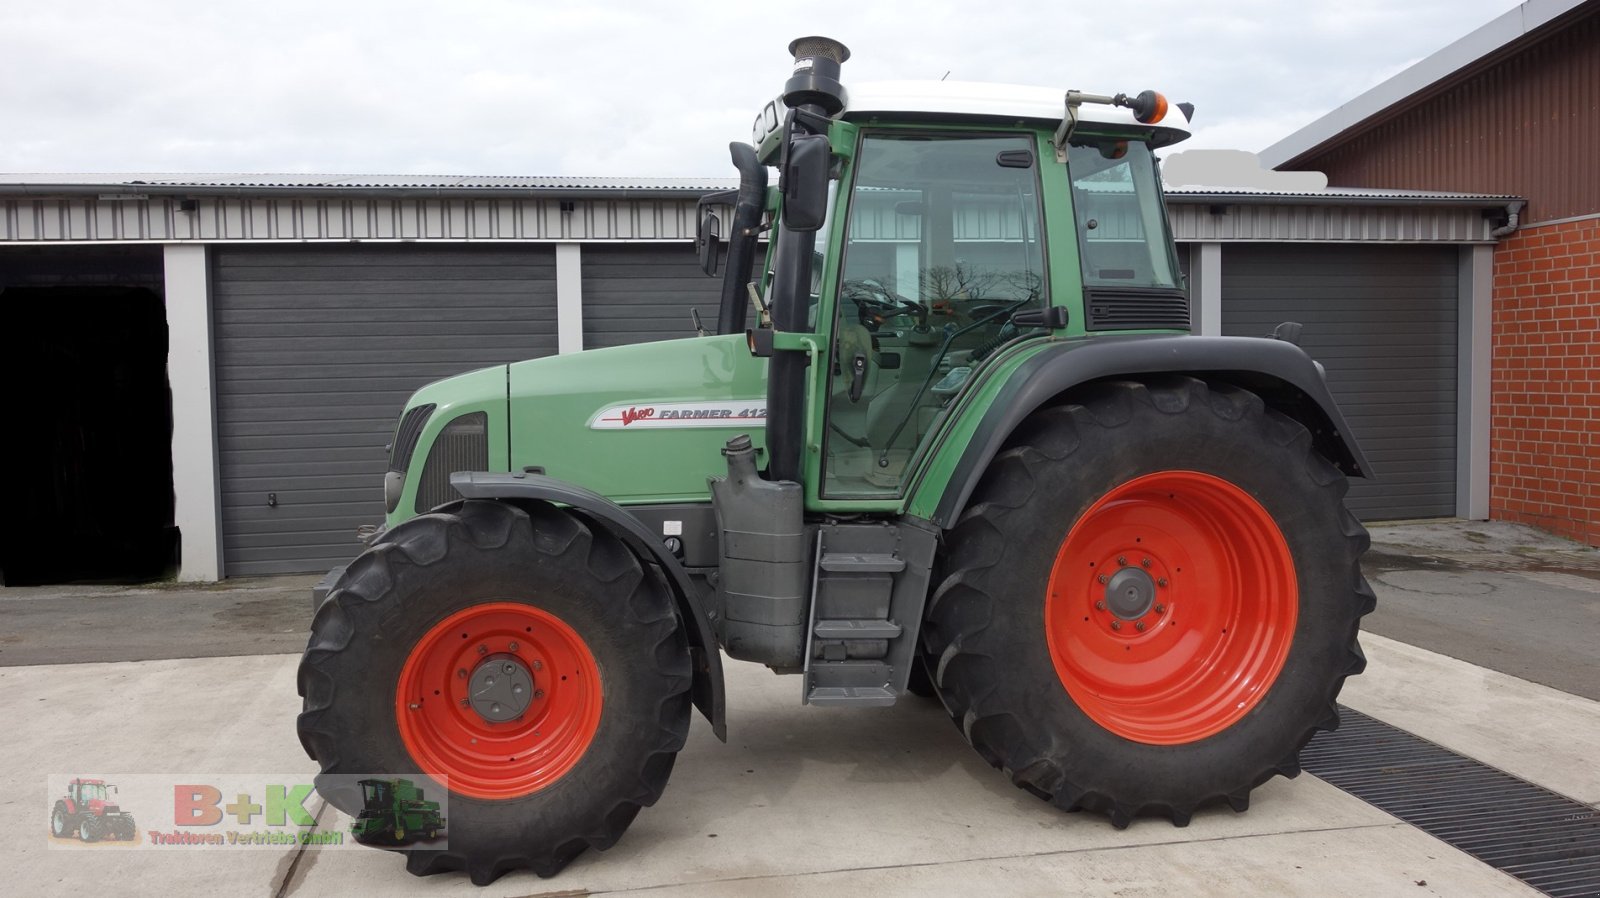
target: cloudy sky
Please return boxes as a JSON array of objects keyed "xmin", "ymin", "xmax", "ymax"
[{"xmin": 1, "ymin": 0, "xmax": 1522, "ymax": 178}]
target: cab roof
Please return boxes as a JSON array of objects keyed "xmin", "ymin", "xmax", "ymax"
[{"xmin": 843, "ymin": 80, "xmax": 1192, "ymax": 147}]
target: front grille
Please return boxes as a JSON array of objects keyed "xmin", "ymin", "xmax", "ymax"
[
  {"xmin": 415, "ymin": 412, "xmax": 489, "ymax": 514},
  {"xmin": 1086, "ymin": 290, "xmax": 1190, "ymax": 331},
  {"xmin": 389, "ymin": 404, "xmax": 436, "ymax": 473}
]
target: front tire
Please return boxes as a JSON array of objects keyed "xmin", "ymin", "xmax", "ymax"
[
  {"xmin": 297, "ymin": 499, "xmax": 691, "ymax": 885},
  {"xmin": 923, "ymin": 377, "xmax": 1373, "ymax": 826}
]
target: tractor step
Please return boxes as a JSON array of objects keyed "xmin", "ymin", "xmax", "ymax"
[
  {"xmin": 807, "ymin": 685, "xmax": 898, "ymax": 706},
  {"xmin": 818, "ymin": 553, "xmax": 906, "ymax": 573},
  {"xmin": 802, "ymin": 522, "xmax": 938, "ymax": 706},
  {"xmin": 813, "ymin": 619, "xmax": 903, "ymax": 640}
]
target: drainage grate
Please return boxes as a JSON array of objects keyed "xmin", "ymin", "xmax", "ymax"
[{"xmin": 1302, "ymin": 707, "xmax": 1600, "ymax": 898}]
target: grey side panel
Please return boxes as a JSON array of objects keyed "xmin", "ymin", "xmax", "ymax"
[
  {"xmin": 212, "ymin": 245, "xmax": 557, "ymax": 575},
  {"xmin": 1222, "ymin": 244, "xmax": 1458, "ymax": 520},
  {"xmin": 449, "ymin": 471, "xmax": 726, "ymax": 741},
  {"xmin": 581, "ymin": 244, "xmax": 722, "ymax": 349}
]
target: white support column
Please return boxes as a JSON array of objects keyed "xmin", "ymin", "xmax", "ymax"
[
  {"xmin": 1457, "ymin": 244, "xmax": 1494, "ymax": 520},
  {"xmin": 895, "ymin": 242, "xmax": 920, "ymax": 301},
  {"xmin": 1189, "ymin": 242, "xmax": 1224, "ymax": 335},
  {"xmin": 555, "ymin": 243, "xmax": 584, "ymax": 354},
  {"xmin": 163, "ymin": 244, "xmax": 223, "ymax": 581}
]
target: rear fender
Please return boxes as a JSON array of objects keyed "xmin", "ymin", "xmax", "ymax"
[
  {"xmin": 923, "ymin": 334, "xmax": 1373, "ymax": 529},
  {"xmin": 450, "ymin": 471, "xmax": 727, "ymax": 742}
]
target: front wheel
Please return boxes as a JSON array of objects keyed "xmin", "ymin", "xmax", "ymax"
[
  {"xmin": 922, "ymin": 377, "xmax": 1374, "ymax": 826},
  {"xmin": 297, "ymin": 499, "xmax": 692, "ymax": 885}
]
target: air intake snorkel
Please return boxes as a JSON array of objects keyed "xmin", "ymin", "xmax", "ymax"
[{"xmin": 763, "ymin": 36, "xmax": 850, "ymax": 483}]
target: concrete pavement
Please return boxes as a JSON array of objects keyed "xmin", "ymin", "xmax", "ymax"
[
  {"xmin": 3, "ymin": 519, "xmax": 1597, "ymax": 895},
  {"xmin": 7, "ymin": 635, "xmax": 1593, "ymax": 897}
]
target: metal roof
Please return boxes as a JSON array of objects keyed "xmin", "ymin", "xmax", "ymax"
[
  {"xmin": 0, "ymin": 173, "xmax": 739, "ymax": 198},
  {"xmin": 1260, "ymin": 0, "xmax": 1595, "ymax": 168}
]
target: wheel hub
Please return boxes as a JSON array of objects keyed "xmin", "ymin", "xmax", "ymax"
[
  {"xmin": 1104, "ymin": 567, "xmax": 1156, "ymax": 620},
  {"xmin": 469, "ymin": 656, "xmax": 534, "ymax": 723}
]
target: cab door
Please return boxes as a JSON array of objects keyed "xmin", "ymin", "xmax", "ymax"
[{"xmin": 817, "ymin": 131, "xmax": 1050, "ymax": 500}]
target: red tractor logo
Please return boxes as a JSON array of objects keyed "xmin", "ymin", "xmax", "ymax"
[{"xmin": 51, "ymin": 777, "xmax": 137, "ymax": 842}]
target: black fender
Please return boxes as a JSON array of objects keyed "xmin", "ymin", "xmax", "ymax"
[
  {"xmin": 929, "ymin": 334, "xmax": 1374, "ymax": 528},
  {"xmin": 450, "ymin": 471, "xmax": 726, "ymax": 742}
]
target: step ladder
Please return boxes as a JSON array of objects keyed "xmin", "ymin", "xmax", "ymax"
[{"xmin": 802, "ymin": 522, "xmax": 937, "ymax": 706}]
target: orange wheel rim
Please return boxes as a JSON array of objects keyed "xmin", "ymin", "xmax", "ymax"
[
  {"xmin": 395, "ymin": 602, "xmax": 602, "ymax": 799},
  {"xmin": 1044, "ymin": 471, "xmax": 1297, "ymax": 745}
]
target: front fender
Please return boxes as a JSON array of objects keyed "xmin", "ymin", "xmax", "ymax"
[
  {"xmin": 920, "ymin": 334, "xmax": 1373, "ymax": 529},
  {"xmin": 450, "ymin": 471, "xmax": 726, "ymax": 742}
]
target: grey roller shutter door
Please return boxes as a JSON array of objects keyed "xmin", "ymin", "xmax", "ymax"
[
  {"xmin": 213, "ymin": 245, "xmax": 557, "ymax": 576},
  {"xmin": 581, "ymin": 244, "xmax": 722, "ymax": 349},
  {"xmin": 1221, "ymin": 244, "xmax": 1458, "ymax": 520}
]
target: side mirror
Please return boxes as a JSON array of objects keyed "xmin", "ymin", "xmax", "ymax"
[
  {"xmin": 781, "ymin": 133, "xmax": 831, "ymax": 232},
  {"xmin": 696, "ymin": 210, "xmax": 723, "ymax": 277}
]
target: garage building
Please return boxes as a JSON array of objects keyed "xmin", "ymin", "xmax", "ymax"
[{"xmin": 0, "ymin": 175, "xmax": 1514, "ymax": 581}]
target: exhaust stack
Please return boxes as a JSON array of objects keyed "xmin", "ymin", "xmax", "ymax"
[{"xmin": 784, "ymin": 36, "xmax": 850, "ymax": 115}]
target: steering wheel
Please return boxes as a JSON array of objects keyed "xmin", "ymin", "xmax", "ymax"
[{"xmin": 846, "ymin": 280, "xmax": 925, "ymax": 328}]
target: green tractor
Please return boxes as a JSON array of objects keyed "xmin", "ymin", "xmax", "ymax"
[
  {"xmin": 351, "ymin": 778, "xmax": 445, "ymax": 845},
  {"xmin": 298, "ymin": 37, "xmax": 1373, "ymax": 886}
]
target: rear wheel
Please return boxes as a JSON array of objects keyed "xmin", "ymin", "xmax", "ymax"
[
  {"xmin": 922, "ymin": 377, "xmax": 1373, "ymax": 826},
  {"xmin": 297, "ymin": 499, "xmax": 691, "ymax": 885}
]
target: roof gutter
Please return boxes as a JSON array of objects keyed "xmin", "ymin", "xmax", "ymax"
[
  {"xmin": 1166, "ymin": 191, "xmax": 1519, "ymax": 209},
  {"xmin": 0, "ymin": 183, "xmax": 729, "ymax": 201}
]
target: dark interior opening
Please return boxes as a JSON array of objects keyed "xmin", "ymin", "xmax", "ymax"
[{"xmin": 0, "ymin": 247, "xmax": 177, "ymax": 585}]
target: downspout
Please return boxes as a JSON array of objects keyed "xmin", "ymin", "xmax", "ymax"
[{"xmin": 1490, "ymin": 200, "xmax": 1525, "ymax": 239}]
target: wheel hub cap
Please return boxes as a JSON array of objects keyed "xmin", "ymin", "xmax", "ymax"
[
  {"xmin": 1104, "ymin": 567, "xmax": 1156, "ymax": 619},
  {"xmin": 469, "ymin": 656, "xmax": 534, "ymax": 722}
]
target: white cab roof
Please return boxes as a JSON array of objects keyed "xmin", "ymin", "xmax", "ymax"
[{"xmin": 843, "ymin": 80, "xmax": 1191, "ymax": 144}]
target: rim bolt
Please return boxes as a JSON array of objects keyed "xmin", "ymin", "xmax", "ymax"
[
  {"xmin": 470, "ymin": 738, "xmax": 477, "ymax": 745},
  {"xmin": 1141, "ymin": 558, "xmax": 1152, "ymax": 568},
  {"xmin": 533, "ymin": 660, "xmax": 544, "ymax": 670},
  {"xmin": 533, "ymin": 689, "xmax": 545, "ymax": 699},
  {"xmin": 1117, "ymin": 556, "xmax": 1127, "ymax": 567},
  {"xmin": 477, "ymin": 644, "xmax": 489, "ymax": 655},
  {"xmin": 1158, "ymin": 578, "xmax": 1169, "ymax": 588},
  {"xmin": 1135, "ymin": 621, "xmax": 1146, "ymax": 632},
  {"xmin": 509, "ymin": 641, "xmax": 519, "ymax": 652},
  {"xmin": 490, "ymin": 703, "xmax": 501, "ymax": 714},
  {"xmin": 1094, "ymin": 600, "xmax": 1107, "ymax": 610},
  {"xmin": 457, "ymin": 668, "xmax": 467, "ymax": 679},
  {"xmin": 1097, "ymin": 574, "xmax": 1108, "ymax": 584},
  {"xmin": 503, "ymin": 662, "xmax": 516, "ymax": 674},
  {"xmin": 459, "ymin": 699, "xmax": 470, "ymax": 707},
  {"xmin": 1155, "ymin": 603, "xmax": 1166, "ymax": 614},
  {"xmin": 407, "ymin": 703, "xmax": 420, "ymax": 710},
  {"xmin": 1110, "ymin": 620, "xmax": 1122, "ymax": 631}
]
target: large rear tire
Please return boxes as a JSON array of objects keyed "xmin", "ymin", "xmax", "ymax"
[
  {"xmin": 922, "ymin": 377, "xmax": 1373, "ymax": 826},
  {"xmin": 297, "ymin": 499, "xmax": 691, "ymax": 885}
]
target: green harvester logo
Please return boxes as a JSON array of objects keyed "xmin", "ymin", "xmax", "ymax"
[{"xmin": 350, "ymin": 778, "xmax": 446, "ymax": 846}]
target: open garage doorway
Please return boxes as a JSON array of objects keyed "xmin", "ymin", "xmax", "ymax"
[{"xmin": 0, "ymin": 247, "xmax": 177, "ymax": 584}]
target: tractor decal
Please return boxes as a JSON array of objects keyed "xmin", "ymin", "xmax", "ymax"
[{"xmin": 589, "ymin": 400, "xmax": 766, "ymax": 429}]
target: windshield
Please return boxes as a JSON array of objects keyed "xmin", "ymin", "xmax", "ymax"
[
  {"xmin": 1067, "ymin": 139, "xmax": 1180, "ymax": 291},
  {"xmin": 80, "ymin": 783, "xmax": 107, "ymax": 801}
]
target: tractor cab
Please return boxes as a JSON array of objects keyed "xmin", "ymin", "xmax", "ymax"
[{"xmin": 70, "ymin": 779, "xmax": 109, "ymax": 805}]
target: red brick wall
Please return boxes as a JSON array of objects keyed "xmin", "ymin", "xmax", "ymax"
[{"xmin": 1491, "ymin": 216, "xmax": 1600, "ymax": 545}]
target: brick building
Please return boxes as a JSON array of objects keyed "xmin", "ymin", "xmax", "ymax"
[{"xmin": 1263, "ymin": 0, "xmax": 1600, "ymax": 545}]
